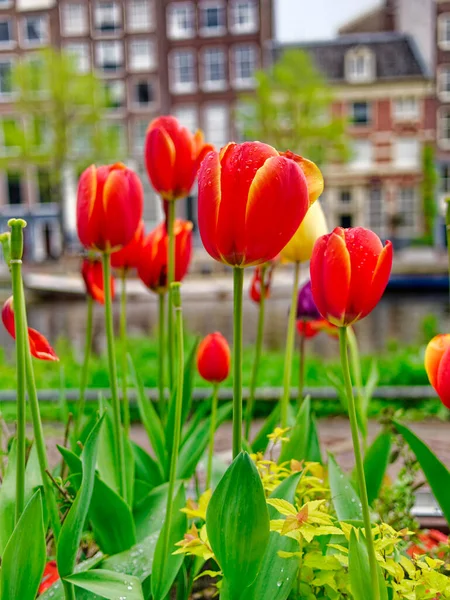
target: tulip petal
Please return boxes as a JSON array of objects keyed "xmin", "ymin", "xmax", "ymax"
[
  {"xmin": 198, "ymin": 150, "xmax": 222, "ymax": 262},
  {"xmin": 361, "ymin": 240, "xmax": 393, "ymax": 319},
  {"xmin": 145, "ymin": 126, "xmax": 176, "ymax": 198},
  {"xmin": 281, "ymin": 152, "xmax": 324, "ymax": 205},
  {"xmin": 76, "ymin": 165, "xmax": 98, "ymax": 248},
  {"xmin": 103, "ymin": 169, "xmax": 143, "ymax": 250},
  {"xmin": 244, "ymin": 155, "xmax": 309, "ymax": 266},
  {"xmin": 1, "ymin": 296, "xmax": 15, "ymax": 338},
  {"xmin": 425, "ymin": 334, "xmax": 450, "ymax": 390},
  {"xmin": 310, "ymin": 235, "xmax": 329, "ymax": 321},
  {"xmin": 322, "ymin": 229, "xmax": 351, "ymax": 326},
  {"xmin": 436, "ymin": 345, "xmax": 450, "ymax": 408}
]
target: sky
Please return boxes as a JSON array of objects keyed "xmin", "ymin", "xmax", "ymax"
[{"xmin": 275, "ymin": 0, "xmax": 382, "ymax": 43}]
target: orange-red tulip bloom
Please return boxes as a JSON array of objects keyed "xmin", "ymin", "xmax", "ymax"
[
  {"xmin": 81, "ymin": 258, "xmax": 115, "ymax": 305},
  {"xmin": 111, "ymin": 220, "xmax": 145, "ymax": 272},
  {"xmin": 138, "ymin": 219, "xmax": 193, "ymax": 293},
  {"xmin": 310, "ymin": 227, "xmax": 393, "ymax": 327},
  {"xmin": 198, "ymin": 142, "xmax": 323, "ymax": 267},
  {"xmin": 197, "ymin": 332, "xmax": 231, "ymax": 383},
  {"xmin": 249, "ymin": 263, "xmax": 276, "ymax": 304},
  {"xmin": 296, "ymin": 318, "xmax": 338, "ymax": 339},
  {"xmin": 39, "ymin": 561, "xmax": 59, "ymax": 594},
  {"xmin": 145, "ymin": 115, "xmax": 214, "ymax": 201},
  {"xmin": 425, "ymin": 334, "xmax": 450, "ymax": 408},
  {"xmin": 77, "ymin": 162, "xmax": 143, "ymax": 252},
  {"xmin": 2, "ymin": 296, "xmax": 58, "ymax": 361}
]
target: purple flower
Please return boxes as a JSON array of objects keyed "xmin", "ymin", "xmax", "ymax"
[{"xmin": 297, "ymin": 280, "xmax": 321, "ymax": 320}]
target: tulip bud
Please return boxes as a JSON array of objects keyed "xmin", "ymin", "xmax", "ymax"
[
  {"xmin": 8, "ymin": 218, "xmax": 26, "ymax": 261},
  {"xmin": 425, "ymin": 334, "xmax": 450, "ymax": 408},
  {"xmin": 297, "ymin": 281, "xmax": 321, "ymax": 321},
  {"xmin": 81, "ymin": 257, "xmax": 115, "ymax": 305},
  {"xmin": 280, "ymin": 201, "xmax": 328, "ymax": 264},
  {"xmin": 197, "ymin": 332, "xmax": 231, "ymax": 384}
]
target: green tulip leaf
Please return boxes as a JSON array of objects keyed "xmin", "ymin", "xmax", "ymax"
[
  {"xmin": 363, "ymin": 430, "xmax": 392, "ymax": 506},
  {"xmin": 279, "ymin": 396, "xmax": 315, "ymax": 463},
  {"xmin": 348, "ymin": 528, "xmax": 375, "ymax": 600},
  {"xmin": 328, "ymin": 453, "xmax": 362, "ymax": 521},
  {"xmin": 64, "ymin": 569, "xmax": 144, "ymax": 600},
  {"xmin": 206, "ymin": 451, "xmax": 270, "ymax": 599},
  {"xmin": 0, "ymin": 490, "xmax": 46, "ymax": 600}
]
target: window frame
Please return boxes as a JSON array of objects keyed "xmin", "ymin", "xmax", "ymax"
[
  {"xmin": 64, "ymin": 41, "xmax": 91, "ymax": 73},
  {"xmin": 393, "ymin": 137, "xmax": 420, "ymax": 169},
  {"xmin": 232, "ymin": 43, "xmax": 257, "ymax": 89},
  {"xmin": 350, "ymin": 101, "xmax": 371, "ymax": 126},
  {"xmin": 60, "ymin": 2, "xmax": 88, "ymax": 37},
  {"xmin": 0, "ymin": 18, "xmax": 15, "ymax": 48},
  {"xmin": 167, "ymin": 2, "xmax": 195, "ymax": 40},
  {"xmin": 126, "ymin": 0, "xmax": 153, "ymax": 33},
  {"xmin": 199, "ymin": 1, "xmax": 226, "ymax": 37},
  {"xmin": 438, "ymin": 13, "xmax": 450, "ymax": 50},
  {"xmin": 392, "ymin": 96, "xmax": 420, "ymax": 122},
  {"xmin": 201, "ymin": 46, "xmax": 227, "ymax": 91},
  {"xmin": 170, "ymin": 48, "xmax": 197, "ymax": 94},
  {"xmin": 93, "ymin": 1, "xmax": 123, "ymax": 36},
  {"xmin": 95, "ymin": 40, "xmax": 124, "ymax": 74},
  {"xmin": 21, "ymin": 14, "xmax": 49, "ymax": 48},
  {"xmin": 130, "ymin": 76, "xmax": 157, "ymax": 110},
  {"xmin": 128, "ymin": 38, "xmax": 155, "ymax": 72},
  {"xmin": 0, "ymin": 56, "xmax": 14, "ymax": 99},
  {"xmin": 345, "ymin": 46, "xmax": 375, "ymax": 84},
  {"xmin": 229, "ymin": 0, "xmax": 258, "ymax": 34}
]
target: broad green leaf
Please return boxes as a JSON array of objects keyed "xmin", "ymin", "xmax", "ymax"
[
  {"xmin": 178, "ymin": 401, "xmax": 233, "ymax": 480},
  {"xmin": 124, "ymin": 434, "xmax": 135, "ymax": 508},
  {"xmin": 363, "ymin": 431, "xmax": 391, "ymax": 505},
  {"xmin": 133, "ymin": 481, "xmax": 182, "ymax": 542},
  {"xmin": 348, "ymin": 529, "xmax": 375, "ymax": 600},
  {"xmin": 73, "ymin": 411, "xmax": 99, "ymax": 456},
  {"xmin": 151, "ymin": 484, "xmax": 187, "ymax": 600},
  {"xmin": 394, "ymin": 420, "xmax": 450, "ymax": 523},
  {"xmin": 362, "ymin": 360, "xmax": 379, "ymax": 417},
  {"xmin": 328, "ymin": 453, "xmax": 362, "ymax": 521},
  {"xmin": 64, "ymin": 569, "xmax": 144, "ymax": 600},
  {"xmin": 38, "ymin": 554, "xmax": 105, "ymax": 600},
  {"xmin": 182, "ymin": 398, "xmax": 210, "ymax": 444},
  {"xmin": 242, "ymin": 471, "xmax": 303, "ymax": 600},
  {"xmin": 308, "ymin": 415, "xmax": 322, "ymax": 464},
  {"xmin": 206, "ymin": 452, "xmax": 270, "ymax": 599},
  {"xmin": 128, "ymin": 354, "xmax": 167, "ymax": 471},
  {"xmin": 0, "ymin": 490, "xmax": 46, "ymax": 600},
  {"xmin": 132, "ymin": 442, "xmax": 164, "ymax": 490},
  {"xmin": 57, "ymin": 416, "xmax": 104, "ymax": 578},
  {"xmin": 279, "ymin": 396, "xmax": 313, "ymax": 463},
  {"xmin": 97, "ymin": 404, "xmax": 120, "ymax": 493}
]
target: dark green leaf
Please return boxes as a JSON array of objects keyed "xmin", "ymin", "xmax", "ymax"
[
  {"xmin": 308, "ymin": 415, "xmax": 322, "ymax": 464},
  {"xmin": 182, "ymin": 398, "xmax": 210, "ymax": 444},
  {"xmin": 132, "ymin": 442, "xmax": 164, "ymax": 490},
  {"xmin": 242, "ymin": 471, "xmax": 303, "ymax": 600},
  {"xmin": 38, "ymin": 554, "xmax": 105, "ymax": 599},
  {"xmin": 151, "ymin": 484, "xmax": 187, "ymax": 600},
  {"xmin": 206, "ymin": 452, "xmax": 270, "ymax": 599},
  {"xmin": 64, "ymin": 569, "xmax": 144, "ymax": 600},
  {"xmin": 57, "ymin": 416, "xmax": 104, "ymax": 578},
  {"xmin": 0, "ymin": 490, "xmax": 46, "ymax": 600},
  {"xmin": 133, "ymin": 481, "xmax": 182, "ymax": 542},
  {"xmin": 394, "ymin": 420, "xmax": 450, "ymax": 523},
  {"xmin": 97, "ymin": 405, "xmax": 120, "ymax": 493},
  {"xmin": 363, "ymin": 431, "xmax": 392, "ymax": 505},
  {"xmin": 279, "ymin": 396, "xmax": 313, "ymax": 463},
  {"xmin": 328, "ymin": 453, "xmax": 362, "ymax": 521},
  {"xmin": 348, "ymin": 528, "xmax": 374, "ymax": 600}
]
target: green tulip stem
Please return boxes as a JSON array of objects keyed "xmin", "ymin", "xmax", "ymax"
[
  {"xmin": 245, "ymin": 264, "xmax": 267, "ymax": 441},
  {"xmin": 158, "ymin": 292, "xmax": 167, "ymax": 422},
  {"xmin": 339, "ymin": 327, "xmax": 379, "ymax": 600},
  {"xmin": 167, "ymin": 200, "xmax": 176, "ymax": 390},
  {"xmin": 159, "ymin": 282, "xmax": 184, "ymax": 586},
  {"xmin": 232, "ymin": 267, "xmax": 244, "ymax": 458},
  {"xmin": 298, "ymin": 323, "xmax": 306, "ymax": 405},
  {"xmin": 75, "ymin": 294, "xmax": 93, "ymax": 437},
  {"xmin": 280, "ymin": 261, "xmax": 300, "ymax": 429},
  {"xmin": 62, "ymin": 581, "xmax": 76, "ymax": 600},
  {"xmin": 101, "ymin": 251, "xmax": 127, "ymax": 502},
  {"xmin": 120, "ymin": 269, "xmax": 130, "ymax": 437},
  {"xmin": 206, "ymin": 383, "xmax": 219, "ymax": 489},
  {"xmin": 9, "ymin": 224, "xmax": 26, "ymax": 524}
]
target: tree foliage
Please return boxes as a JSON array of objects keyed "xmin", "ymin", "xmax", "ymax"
[
  {"xmin": 421, "ymin": 144, "xmax": 437, "ymax": 241},
  {"xmin": 238, "ymin": 49, "xmax": 349, "ymax": 165}
]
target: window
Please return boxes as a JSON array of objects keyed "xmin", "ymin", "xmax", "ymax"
[
  {"xmin": 7, "ymin": 172, "xmax": 22, "ymax": 205},
  {"xmin": 96, "ymin": 41, "xmax": 124, "ymax": 72},
  {"xmin": 345, "ymin": 47, "xmax": 374, "ymax": 83},
  {"xmin": 438, "ymin": 66, "xmax": 450, "ymax": 101},
  {"xmin": 339, "ymin": 214, "xmax": 353, "ymax": 228},
  {"xmin": 127, "ymin": 0, "xmax": 152, "ymax": 32},
  {"xmin": 340, "ymin": 190, "xmax": 352, "ymax": 203},
  {"xmin": 72, "ymin": 125, "xmax": 91, "ymax": 156},
  {"xmin": 167, "ymin": 2, "xmax": 195, "ymax": 39},
  {"xmin": 133, "ymin": 118, "xmax": 148, "ymax": 154},
  {"xmin": 233, "ymin": 45, "xmax": 257, "ymax": 87},
  {"xmin": 171, "ymin": 49, "xmax": 196, "ymax": 93},
  {"xmin": 439, "ymin": 108, "xmax": 450, "ymax": 148},
  {"xmin": 202, "ymin": 47, "xmax": 226, "ymax": 90},
  {"xmin": 104, "ymin": 79, "xmax": 125, "ymax": 110},
  {"xmin": 393, "ymin": 138, "xmax": 420, "ymax": 168},
  {"xmin": 199, "ymin": 2, "xmax": 226, "ymax": 36},
  {"xmin": 94, "ymin": 1, "xmax": 122, "ymax": 34},
  {"xmin": 37, "ymin": 169, "xmax": 52, "ymax": 203},
  {"xmin": 350, "ymin": 101, "xmax": 370, "ymax": 125},
  {"xmin": 61, "ymin": 3, "xmax": 87, "ymax": 36},
  {"xmin": 0, "ymin": 59, "xmax": 13, "ymax": 97},
  {"xmin": 230, "ymin": 1, "xmax": 258, "ymax": 33},
  {"xmin": 367, "ymin": 187, "xmax": 384, "ymax": 233},
  {"xmin": 0, "ymin": 1, "xmax": 12, "ymax": 8},
  {"xmin": 203, "ymin": 104, "xmax": 228, "ymax": 148},
  {"xmin": 173, "ymin": 105, "xmax": 198, "ymax": 133},
  {"xmin": 129, "ymin": 39, "xmax": 154, "ymax": 71},
  {"xmin": 132, "ymin": 79, "xmax": 155, "ymax": 107},
  {"xmin": 0, "ymin": 19, "xmax": 13, "ymax": 45},
  {"xmin": 393, "ymin": 97, "xmax": 420, "ymax": 121},
  {"xmin": 0, "ymin": 118, "xmax": 21, "ymax": 156},
  {"xmin": 22, "ymin": 16, "xmax": 48, "ymax": 46},
  {"xmin": 65, "ymin": 42, "xmax": 90, "ymax": 73},
  {"xmin": 438, "ymin": 14, "xmax": 450, "ymax": 49},
  {"xmin": 398, "ymin": 187, "xmax": 416, "ymax": 230},
  {"xmin": 441, "ymin": 164, "xmax": 450, "ymax": 194},
  {"xmin": 31, "ymin": 117, "xmax": 50, "ymax": 150},
  {"xmin": 350, "ymin": 140, "xmax": 373, "ymax": 170}
]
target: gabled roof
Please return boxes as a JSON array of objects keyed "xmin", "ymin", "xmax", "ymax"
[{"xmin": 273, "ymin": 32, "xmax": 429, "ymax": 81}]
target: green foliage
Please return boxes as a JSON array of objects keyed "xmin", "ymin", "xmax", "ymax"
[
  {"xmin": 64, "ymin": 570, "xmax": 144, "ymax": 600},
  {"xmin": 363, "ymin": 431, "xmax": 392, "ymax": 506},
  {"xmin": 421, "ymin": 144, "xmax": 438, "ymax": 240},
  {"xmin": 238, "ymin": 49, "xmax": 349, "ymax": 165},
  {"xmin": 328, "ymin": 454, "xmax": 362, "ymax": 521}
]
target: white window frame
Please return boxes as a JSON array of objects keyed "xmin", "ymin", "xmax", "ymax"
[
  {"xmin": 366, "ymin": 186, "xmax": 386, "ymax": 237},
  {"xmin": 438, "ymin": 65, "xmax": 450, "ymax": 102},
  {"xmin": 392, "ymin": 97, "xmax": 420, "ymax": 122},
  {"xmin": 229, "ymin": 0, "xmax": 258, "ymax": 34},
  {"xmin": 438, "ymin": 13, "xmax": 450, "ymax": 50},
  {"xmin": 232, "ymin": 44, "xmax": 257, "ymax": 89},
  {"xmin": 203, "ymin": 103, "xmax": 229, "ymax": 149},
  {"xmin": 95, "ymin": 40, "xmax": 124, "ymax": 74},
  {"xmin": 104, "ymin": 79, "xmax": 126, "ymax": 112},
  {"xmin": 345, "ymin": 47, "xmax": 375, "ymax": 84},
  {"xmin": 130, "ymin": 77, "xmax": 157, "ymax": 110},
  {"xmin": 441, "ymin": 164, "xmax": 450, "ymax": 194},
  {"xmin": 170, "ymin": 49, "xmax": 197, "ymax": 94},
  {"xmin": 93, "ymin": 1, "xmax": 122, "ymax": 36},
  {"xmin": 64, "ymin": 42, "xmax": 91, "ymax": 73},
  {"xmin": 0, "ymin": 56, "xmax": 14, "ymax": 100},
  {"xmin": 132, "ymin": 118, "xmax": 148, "ymax": 155},
  {"xmin": 350, "ymin": 101, "xmax": 372, "ymax": 126},
  {"xmin": 126, "ymin": 0, "xmax": 153, "ymax": 33},
  {"xmin": 393, "ymin": 137, "xmax": 420, "ymax": 169},
  {"xmin": 199, "ymin": 1, "xmax": 226, "ymax": 37},
  {"xmin": 166, "ymin": 2, "xmax": 195, "ymax": 40},
  {"xmin": 350, "ymin": 139, "xmax": 373, "ymax": 170},
  {"xmin": 21, "ymin": 14, "xmax": 49, "ymax": 48},
  {"xmin": 397, "ymin": 186, "xmax": 418, "ymax": 235},
  {"xmin": 128, "ymin": 38, "xmax": 155, "ymax": 72},
  {"xmin": 172, "ymin": 104, "xmax": 199, "ymax": 133},
  {"xmin": 0, "ymin": 18, "xmax": 15, "ymax": 48},
  {"xmin": 60, "ymin": 2, "xmax": 88, "ymax": 37},
  {"xmin": 438, "ymin": 107, "xmax": 450, "ymax": 150},
  {"xmin": 202, "ymin": 46, "xmax": 227, "ymax": 91}
]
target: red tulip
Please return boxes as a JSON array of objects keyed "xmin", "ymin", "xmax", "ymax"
[
  {"xmin": 198, "ymin": 142, "xmax": 323, "ymax": 267},
  {"xmin": 197, "ymin": 332, "xmax": 231, "ymax": 383},
  {"xmin": 81, "ymin": 258, "xmax": 115, "ymax": 305},
  {"xmin": 77, "ymin": 162, "xmax": 143, "ymax": 252},
  {"xmin": 425, "ymin": 334, "xmax": 450, "ymax": 408},
  {"xmin": 2, "ymin": 297, "xmax": 58, "ymax": 361},
  {"xmin": 111, "ymin": 220, "xmax": 145, "ymax": 272},
  {"xmin": 296, "ymin": 318, "xmax": 338, "ymax": 339},
  {"xmin": 310, "ymin": 227, "xmax": 393, "ymax": 327},
  {"xmin": 39, "ymin": 561, "xmax": 59, "ymax": 594},
  {"xmin": 145, "ymin": 115, "xmax": 214, "ymax": 201},
  {"xmin": 138, "ymin": 219, "xmax": 193, "ymax": 293},
  {"xmin": 249, "ymin": 262, "xmax": 276, "ymax": 304}
]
